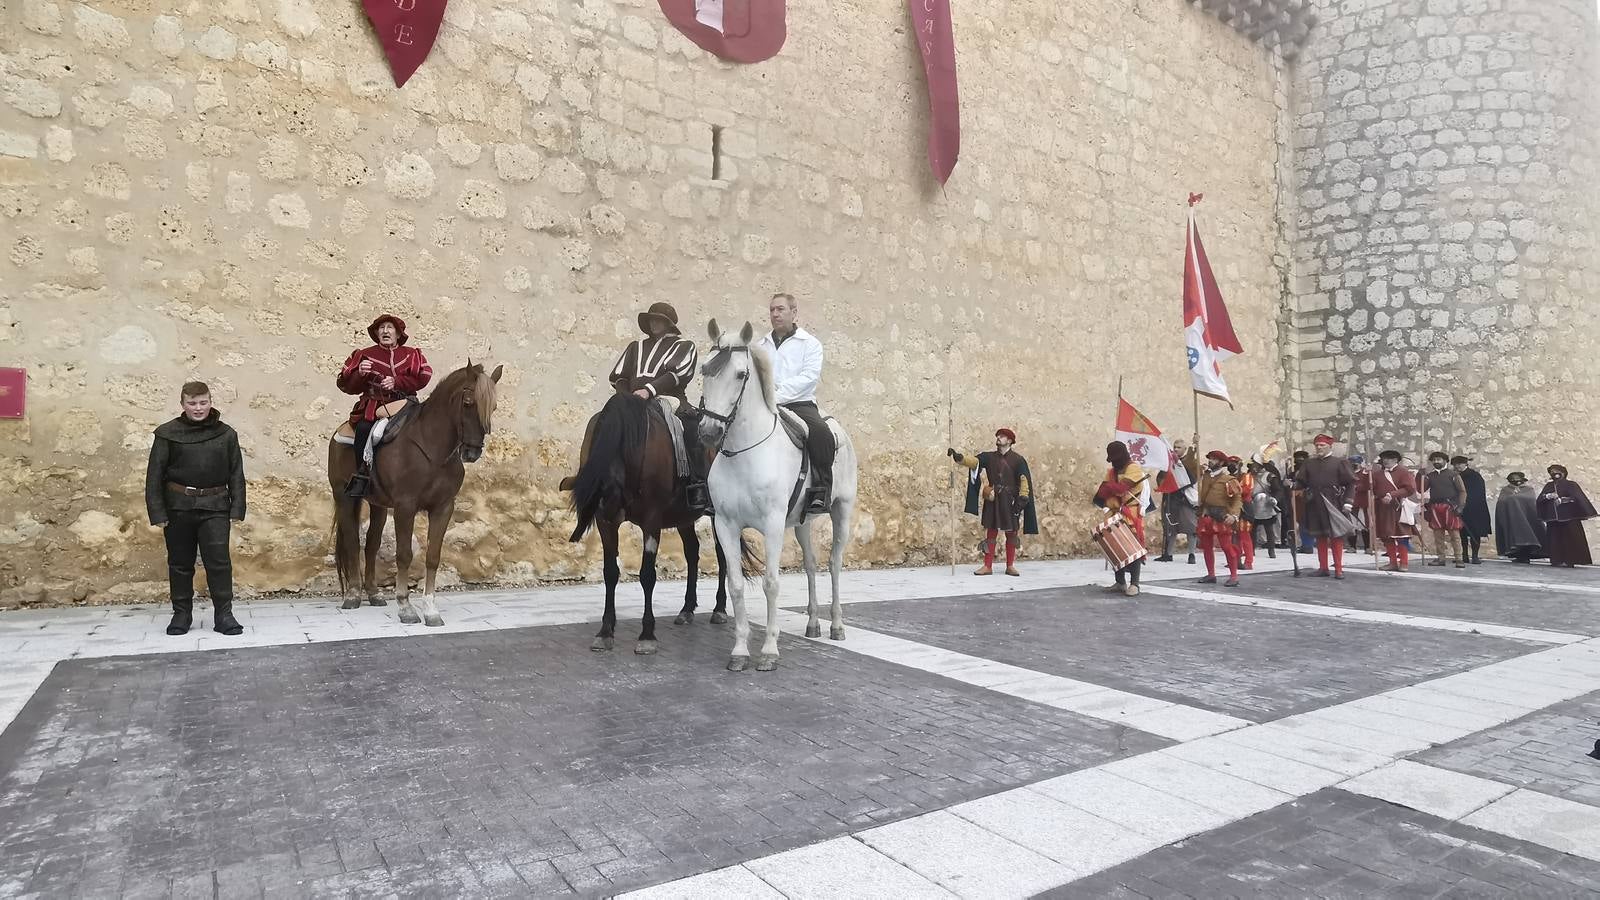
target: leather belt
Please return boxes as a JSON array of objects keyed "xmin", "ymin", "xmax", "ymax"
[{"xmin": 167, "ymin": 482, "xmax": 228, "ymax": 497}]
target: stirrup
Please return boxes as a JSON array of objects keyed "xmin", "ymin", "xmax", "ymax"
[
  {"xmin": 345, "ymin": 473, "xmax": 371, "ymax": 498},
  {"xmin": 805, "ymin": 489, "xmax": 829, "ymax": 514},
  {"xmin": 685, "ymin": 482, "xmax": 714, "ymax": 515}
]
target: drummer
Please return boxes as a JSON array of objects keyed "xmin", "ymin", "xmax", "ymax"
[{"xmin": 1095, "ymin": 441, "xmax": 1147, "ymax": 597}]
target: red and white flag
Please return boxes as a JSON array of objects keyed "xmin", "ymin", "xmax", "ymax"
[
  {"xmin": 1114, "ymin": 398, "xmax": 1174, "ymax": 503},
  {"xmin": 1183, "ymin": 194, "xmax": 1242, "ymax": 405}
]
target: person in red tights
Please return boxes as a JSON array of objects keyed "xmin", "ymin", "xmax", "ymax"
[
  {"xmin": 1358, "ymin": 449, "xmax": 1421, "ymax": 571},
  {"xmin": 1196, "ymin": 450, "xmax": 1244, "ymax": 587},
  {"xmin": 1293, "ymin": 434, "xmax": 1357, "ymax": 578}
]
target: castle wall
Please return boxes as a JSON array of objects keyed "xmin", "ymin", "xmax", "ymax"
[{"xmin": 0, "ymin": 0, "xmax": 1291, "ymax": 605}]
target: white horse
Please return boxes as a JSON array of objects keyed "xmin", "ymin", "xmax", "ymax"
[{"xmin": 696, "ymin": 320, "xmax": 858, "ymax": 672}]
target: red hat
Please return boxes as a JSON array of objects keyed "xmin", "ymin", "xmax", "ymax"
[
  {"xmin": 368, "ymin": 314, "xmax": 409, "ymax": 346},
  {"xmin": 1206, "ymin": 450, "xmax": 1229, "ymax": 462},
  {"xmin": 1227, "ymin": 455, "xmax": 1243, "ymax": 463},
  {"xmin": 995, "ymin": 428, "xmax": 1017, "ymax": 443},
  {"xmin": 1312, "ymin": 434, "xmax": 1335, "ymax": 446}
]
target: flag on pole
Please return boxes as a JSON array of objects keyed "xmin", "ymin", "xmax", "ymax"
[
  {"xmin": 1114, "ymin": 397, "xmax": 1174, "ymax": 502},
  {"xmin": 1183, "ymin": 194, "xmax": 1242, "ymax": 405}
]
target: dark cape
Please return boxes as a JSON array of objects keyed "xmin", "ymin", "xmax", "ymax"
[
  {"xmin": 964, "ymin": 451, "xmax": 1040, "ymax": 535},
  {"xmin": 1293, "ymin": 455, "xmax": 1356, "ymax": 538},
  {"xmin": 1459, "ymin": 468, "xmax": 1491, "ymax": 537},
  {"xmin": 1494, "ymin": 484, "xmax": 1546, "ymax": 559},
  {"xmin": 1538, "ymin": 478, "xmax": 1596, "ymax": 566}
]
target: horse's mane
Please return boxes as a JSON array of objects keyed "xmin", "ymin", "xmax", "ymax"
[
  {"xmin": 425, "ymin": 363, "xmax": 496, "ymax": 429},
  {"xmin": 746, "ymin": 341, "xmax": 776, "ymax": 412}
]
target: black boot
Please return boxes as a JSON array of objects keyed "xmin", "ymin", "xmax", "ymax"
[
  {"xmin": 345, "ymin": 468, "xmax": 371, "ymax": 498},
  {"xmin": 805, "ymin": 487, "xmax": 829, "ymax": 516},
  {"xmin": 166, "ymin": 598, "xmax": 193, "ymax": 636},
  {"xmin": 212, "ymin": 600, "xmax": 243, "ymax": 636},
  {"xmin": 685, "ymin": 480, "xmax": 714, "ymax": 516}
]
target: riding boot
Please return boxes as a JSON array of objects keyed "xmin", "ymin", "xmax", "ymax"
[
  {"xmin": 166, "ymin": 598, "xmax": 193, "ymax": 636},
  {"xmin": 685, "ymin": 480, "xmax": 714, "ymax": 516},
  {"xmin": 805, "ymin": 486, "xmax": 829, "ymax": 516},
  {"xmin": 345, "ymin": 466, "xmax": 372, "ymax": 498},
  {"xmin": 212, "ymin": 600, "xmax": 243, "ymax": 636}
]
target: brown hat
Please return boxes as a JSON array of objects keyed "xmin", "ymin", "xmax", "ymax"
[
  {"xmin": 367, "ymin": 314, "xmax": 408, "ymax": 346},
  {"xmin": 637, "ymin": 302, "xmax": 680, "ymax": 336}
]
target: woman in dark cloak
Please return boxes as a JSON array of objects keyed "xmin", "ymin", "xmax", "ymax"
[
  {"xmin": 1494, "ymin": 472, "xmax": 1546, "ymax": 563},
  {"xmin": 1452, "ymin": 456, "xmax": 1491, "ymax": 564},
  {"xmin": 1537, "ymin": 465, "xmax": 1597, "ymax": 567}
]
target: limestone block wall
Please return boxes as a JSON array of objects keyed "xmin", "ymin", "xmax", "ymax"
[
  {"xmin": 1289, "ymin": 0, "xmax": 1600, "ymax": 475},
  {"xmin": 0, "ymin": 0, "xmax": 1291, "ymax": 606}
]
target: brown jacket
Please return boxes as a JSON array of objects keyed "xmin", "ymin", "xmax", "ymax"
[{"xmin": 1196, "ymin": 471, "xmax": 1243, "ymax": 519}]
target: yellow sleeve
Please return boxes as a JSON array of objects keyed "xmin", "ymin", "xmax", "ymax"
[
  {"xmin": 953, "ymin": 451, "xmax": 979, "ymax": 471},
  {"xmin": 1018, "ymin": 474, "xmax": 1031, "ymax": 500},
  {"xmin": 1120, "ymin": 463, "xmax": 1145, "ymax": 489}
]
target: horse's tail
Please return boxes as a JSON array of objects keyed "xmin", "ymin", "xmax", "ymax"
[
  {"xmin": 332, "ymin": 493, "xmax": 363, "ymax": 596},
  {"xmin": 569, "ymin": 393, "xmax": 649, "ymax": 542},
  {"xmin": 738, "ymin": 534, "xmax": 763, "ymax": 578}
]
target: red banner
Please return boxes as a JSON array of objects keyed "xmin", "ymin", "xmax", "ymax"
[
  {"xmin": 362, "ymin": 0, "xmax": 448, "ymax": 88},
  {"xmin": 909, "ymin": 0, "xmax": 960, "ymax": 185},
  {"xmin": 658, "ymin": 0, "xmax": 785, "ymax": 64},
  {"xmin": 0, "ymin": 368, "xmax": 24, "ymax": 419}
]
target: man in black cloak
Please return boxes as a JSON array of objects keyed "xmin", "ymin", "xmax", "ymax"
[
  {"xmin": 1452, "ymin": 455, "xmax": 1492, "ymax": 565},
  {"xmin": 1538, "ymin": 465, "xmax": 1597, "ymax": 567},
  {"xmin": 1494, "ymin": 472, "xmax": 1546, "ymax": 563}
]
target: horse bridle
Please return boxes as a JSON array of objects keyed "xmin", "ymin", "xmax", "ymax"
[{"xmin": 697, "ymin": 345, "xmax": 776, "ymax": 458}]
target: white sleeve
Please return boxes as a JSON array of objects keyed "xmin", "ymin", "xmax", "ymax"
[{"xmin": 775, "ymin": 339, "xmax": 823, "ymax": 404}]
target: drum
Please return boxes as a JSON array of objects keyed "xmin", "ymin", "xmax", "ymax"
[{"xmin": 1092, "ymin": 513, "xmax": 1147, "ymax": 570}]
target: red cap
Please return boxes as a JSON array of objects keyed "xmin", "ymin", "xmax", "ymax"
[
  {"xmin": 1312, "ymin": 434, "xmax": 1335, "ymax": 446},
  {"xmin": 1227, "ymin": 455, "xmax": 1243, "ymax": 463},
  {"xmin": 1206, "ymin": 450, "xmax": 1229, "ymax": 462},
  {"xmin": 995, "ymin": 428, "xmax": 1016, "ymax": 443}
]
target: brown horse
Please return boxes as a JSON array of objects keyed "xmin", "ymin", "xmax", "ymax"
[
  {"xmin": 569, "ymin": 393, "xmax": 744, "ymax": 654},
  {"xmin": 328, "ymin": 362, "xmax": 502, "ymax": 626}
]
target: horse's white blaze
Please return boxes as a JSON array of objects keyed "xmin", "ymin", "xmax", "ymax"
[{"xmin": 700, "ymin": 327, "xmax": 858, "ymax": 667}]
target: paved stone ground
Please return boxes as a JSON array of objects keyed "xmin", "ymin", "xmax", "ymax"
[
  {"xmin": 1414, "ymin": 559, "xmax": 1600, "ymax": 587},
  {"xmin": 1418, "ymin": 689, "xmax": 1600, "ymax": 808},
  {"xmin": 1044, "ymin": 788, "xmax": 1600, "ymax": 898},
  {"xmin": 1240, "ymin": 571, "xmax": 1600, "ymax": 635},
  {"xmin": 0, "ymin": 618, "xmax": 1163, "ymax": 898},
  {"xmin": 839, "ymin": 586, "xmax": 1539, "ymax": 721}
]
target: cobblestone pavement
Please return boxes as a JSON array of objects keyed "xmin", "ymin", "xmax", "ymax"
[
  {"xmin": 0, "ymin": 619, "xmax": 1162, "ymax": 898},
  {"xmin": 1419, "ymin": 689, "xmax": 1600, "ymax": 808},
  {"xmin": 4, "ymin": 560, "xmax": 1600, "ymax": 899},
  {"xmin": 1403, "ymin": 559, "xmax": 1600, "ymax": 587},
  {"xmin": 1044, "ymin": 788, "xmax": 1600, "ymax": 898},
  {"xmin": 1242, "ymin": 571, "xmax": 1600, "ymax": 635},
  {"xmin": 839, "ymin": 586, "xmax": 1539, "ymax": 720}
]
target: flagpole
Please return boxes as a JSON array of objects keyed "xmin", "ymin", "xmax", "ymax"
[
  {"xmin": 947, "ymin": 345, "xmax": 956, "ymax": 577},
  {"xmin": 1192, "ymin": 391, "xmax": 1200, "ymax": 453}
]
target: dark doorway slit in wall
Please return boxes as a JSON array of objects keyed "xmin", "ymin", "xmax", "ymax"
[{"xmin": 711, "ymin": 125, "xmax": 724, "ymax": 181}]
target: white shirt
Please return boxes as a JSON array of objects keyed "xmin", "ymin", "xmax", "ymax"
[{"xmin": 754, "ymin": 326, "xmax": 823, "ymax": 405}]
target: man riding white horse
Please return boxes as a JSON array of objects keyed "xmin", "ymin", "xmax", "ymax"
[{"xmin": 753, "ymin": 293, "xmax": 833, "ymax": 516}]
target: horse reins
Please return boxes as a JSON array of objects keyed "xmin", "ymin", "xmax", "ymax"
[{"xmin": 697, "ymin": 345, "xmax": 777, "ymax": 458}]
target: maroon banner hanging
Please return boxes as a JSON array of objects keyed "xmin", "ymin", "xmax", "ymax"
[
  {"xmin": 658, "ymin": 0, "xmax": 786, "ymax": 64},
  {"xmin": 909, "ymin": 0, "xmax": 960, "ymax": 184},
  {"xmin": 362, "ymin": 0, "xmax": 449, "ymax": 87}
]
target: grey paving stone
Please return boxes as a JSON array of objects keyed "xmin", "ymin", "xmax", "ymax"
[
  {"xmin": 1039, "ymin": 788, "xmax": 1600, "ymax": 899},
  {"xmin": 1241, "ymin": 571, "xmax": 1600, "ymax": 635},
  {"xmin": 1418, "ymin": 688, "xmax": 1600, "ymax": 807},
  {"xmin": 840, "ymin": 587, "xmax": 1537, "ymax": 721},
  {"xmin": 0, "ymin": 619, "xmax": 1162, "ymax": 898}
]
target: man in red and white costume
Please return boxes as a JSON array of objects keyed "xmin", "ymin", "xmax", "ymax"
[{"xmin": 337, "ymin": 314, "xmax": 433, "ymax": 497}]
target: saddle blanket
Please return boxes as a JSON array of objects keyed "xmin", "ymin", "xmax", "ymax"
[{"xmin": 655, "ymin": 398, "xmax": 690, "ymax": 479}]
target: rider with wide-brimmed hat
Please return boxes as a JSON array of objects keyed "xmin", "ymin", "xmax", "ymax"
[
  {"xmin": 602, "ymin": 301, "xmax": 712, "ymax": 514},
  {"xmin": 336, "ymin": 314, "xmax": 433, "ymax": 497}
]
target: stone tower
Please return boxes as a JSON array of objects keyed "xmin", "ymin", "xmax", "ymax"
[{"xmin": 1287, "ymin": 0, "xmax": 1600, "ymax": 471}]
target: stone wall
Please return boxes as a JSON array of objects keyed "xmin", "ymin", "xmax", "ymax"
[
  {"xmin": 1289, "ymin": 0, "xmax": 1600, "ymax": 477},
  {"xmin": 0, "ymin": 0, "xmax": 1291, "ymax": 606}
]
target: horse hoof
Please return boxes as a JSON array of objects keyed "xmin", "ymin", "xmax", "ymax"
[
  {"xmin": 673, "ymin": 613, "xmax": 692, "ymax": 626},
  {"xmin": 830, "ymin": 627, "xmax": 846, "ymax": 641},
  {"xmin": 398, "ymin": 613, "xmax": 422, "ymax": 625},
  {"xmin": 340, "ymin": 599, "xmax": 362, "ymax": 610},
  {"xmin": 591, "ymin": 636, "xmax": 614, "ymax": 652},
  {"xmin": 804, "ymin": 623, "xmax": 822, "ymax": 638},
  {"xmin": 755, "ymin": 655, "xmax": 778, "ymax": 672},
  {"xmin": 710, "ymin": 611, "xmax": 729, "ymax": 625},
  {"xmin": 368, "ymin": 598, "xmax": 387, "ymax": 607},
  {"xmin": 635, "ymin": 641, "xmax": 658, "ymax": 655},
  {"xmin": 727, "ymin": 655, "xmax": 749, "ymax": 671},
  {"xmin": 424, "ymin": 615, "xmax": 444, "ymax": 627}
]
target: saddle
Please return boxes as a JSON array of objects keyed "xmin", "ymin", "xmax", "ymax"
[
  {"xmin": 334, "ymin": 399, "xmax": 419, "ymax": 463},
  {"xmin": 778, "ymin": 407, "xmax": 839, "ymax": 523}
]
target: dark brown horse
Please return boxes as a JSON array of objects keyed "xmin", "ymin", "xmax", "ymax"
[
  {"xmin": 569, "ymin": 393, "xmax": 743, "ymax": 654},
  {"xmin": 328, "ymin": 362, "xmax": 502, "ymax": 626}
]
